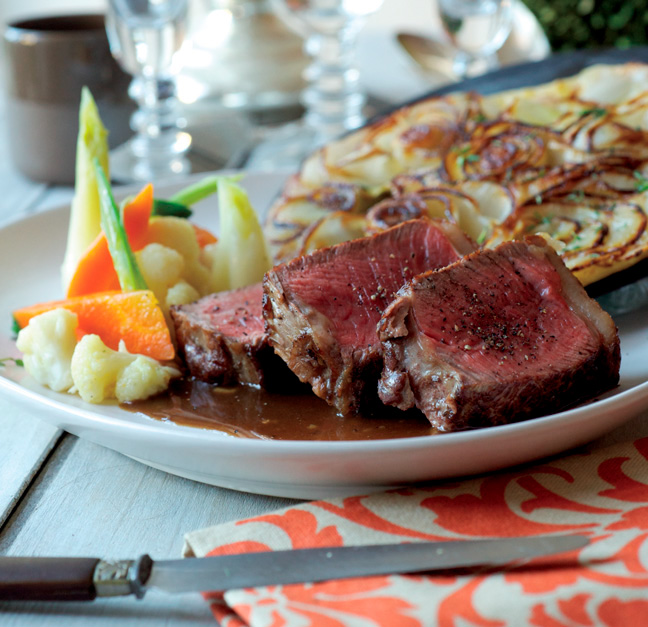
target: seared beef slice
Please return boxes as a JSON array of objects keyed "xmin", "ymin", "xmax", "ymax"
[
  {"xmin": 378, "ymin": 237, "xmax": 620, "ymax": 431},
  {"xmin": 263, "ymin": 219, "xmax": 477, "ymax": 414},
  {"xmin": 171, "ymin": 283, "xmax": 282, "ymax": 386}
]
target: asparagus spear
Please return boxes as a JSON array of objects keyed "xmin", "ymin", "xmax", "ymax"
[{"xmin": 94, "ymin": 160, "xmax": 148, "ymax": 292}]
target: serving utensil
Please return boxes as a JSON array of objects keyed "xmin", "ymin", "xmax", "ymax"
[
  {"xmin": 396, "ymin": 32, "xmax": 456, "ymax": 79},
  {"xmin": 0, "ymin": 534, "xmax": 588, "ymax": 601}
]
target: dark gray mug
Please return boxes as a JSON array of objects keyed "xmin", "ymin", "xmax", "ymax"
[{"xmin": 4, "ymin": 14, "xmax": 135, "ymax": 184}]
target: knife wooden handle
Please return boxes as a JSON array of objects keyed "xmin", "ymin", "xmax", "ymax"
[{"xmin": 0, "ymin": 557, "xmax": 100, "ymax": 601}]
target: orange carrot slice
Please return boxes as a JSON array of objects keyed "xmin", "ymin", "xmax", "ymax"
[
  {"xmin": 192, "ymin": 224, "xmax": 218, "ymax": 248},
  {"xmin": 67, "ymin": 237, "xmax": 120, "ymax": 296},
  {"xmin": 122, "ymin": 184, "xmax": 154, "ymax": 250},
  {"xmin": 14, "ymin": 290, "xmax": 174, "ymax": 361},
  {"xmin": 66, "ymin": 184, "xmax": 154, "ymax": 298}
]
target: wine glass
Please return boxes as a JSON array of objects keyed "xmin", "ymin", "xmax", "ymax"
[
  {"xmin": 437, "ymin": 0, "xmax": 513, "ymax": 79},
  {"xmin": 105, "ymin": 0, "xmax": 191, "ymax": 182},
  {"xmin": 250, "ymin": 0, "xmax": 384, "ymax": 169}
]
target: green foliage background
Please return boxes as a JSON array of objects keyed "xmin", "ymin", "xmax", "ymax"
[{"xmin": 521, "ymin": 0, "xmax": 648, "ymax": 50}]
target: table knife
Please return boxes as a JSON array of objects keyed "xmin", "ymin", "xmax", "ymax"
[{"xmin": 0, "ymin": 534, "xmax": 588, "ymax": 601}]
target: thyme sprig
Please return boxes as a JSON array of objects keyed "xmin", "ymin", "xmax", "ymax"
[
  {"xmin": 633, "ymin": 170, "xmax": 648, "ymax": 193},
  {"xmin": 0, "ymin": 357, "xmax": 24, "ymax": 368},
  {"xmin": 580, "ymin": 107, "xmax": 607, "ymax": 118}
]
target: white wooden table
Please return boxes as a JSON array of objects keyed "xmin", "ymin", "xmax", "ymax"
[
  {"xmin": 1, "ymin": 107, "xmax": 648, "ymax": 626},
  {"xmin": 1, "ymin": 3, "xmax": 647, "ymax": 625},
  {"xmin": 0, "ymin": 4, "xmax": 438, "ymax": 623}
]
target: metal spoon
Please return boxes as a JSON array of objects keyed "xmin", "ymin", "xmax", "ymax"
[{"xmin": 396, "ymin": 32, "xmax": 457, "ymax": 80}]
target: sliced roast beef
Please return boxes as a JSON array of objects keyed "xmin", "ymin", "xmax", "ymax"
[
  {"xmin": 263, "ymin": 218, "xmax": 477, "ymax": 414},
  {"xmin": 171, "ymin": 283, "xmax": 291, "ymax": 387},
  {"xmin": 378, "ymin": 236, "xmax": 620, "ymax": 431}
]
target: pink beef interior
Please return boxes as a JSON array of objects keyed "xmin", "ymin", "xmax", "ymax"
[
  {"xmin": 413, "ymin": 247, "xmax": 599, "ymax": 377},
  {"xmin": 194, "ymin": 282, "xmax": 265, "ymax": 340},
  {"xmin": 282, "ymin": 221, "xmax": 464, "ymax": 350}
]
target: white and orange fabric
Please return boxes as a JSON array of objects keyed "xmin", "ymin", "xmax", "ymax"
[{"xmin": 185, "ymin": 435, "xmax": 648, "ymax": 626}]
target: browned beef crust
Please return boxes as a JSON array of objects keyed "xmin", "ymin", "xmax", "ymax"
[
  {"xmin": 263, "ymin": 218, "xmax": 477, "ymax": 414},
  {"xmin": 378, "ymin": 236, "xmax": 621, "ymax": 431},
  {"xmin": 171, "ymin": 283, "xmax": 288, "ymax": 387}
]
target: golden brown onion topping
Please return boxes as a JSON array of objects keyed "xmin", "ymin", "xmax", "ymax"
[{"xmin": 265, "ymin": 63, "xmax": 648, "ymax": 285}]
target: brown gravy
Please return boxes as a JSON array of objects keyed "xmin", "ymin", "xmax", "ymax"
[{"xmin": 122, "ymin": 379, "xmax": 437, "ymax": 441}]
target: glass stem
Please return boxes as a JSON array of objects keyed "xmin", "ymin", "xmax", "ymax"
[
  {"xmin": 452, "ymin": 50, "xmax": 499, "ymax": 80},
  {"xmin": 129, "ymin": 75, "xmax": 189, "ymax": 163},
  {"xmin": 483, "ymin": 51, "xmax": 500, "ymax": 72},
  {"xmin": 451, "ymin": 50, "xmax": 472, "ymax": 80},
  {"xmin": 301, "ymin": 29, "xmax": 365, "ymax": 144}
]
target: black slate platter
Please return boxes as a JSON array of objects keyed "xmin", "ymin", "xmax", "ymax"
[{"xmin": 421, "ymin": 45, "xmax": 648, "ymax": 99}]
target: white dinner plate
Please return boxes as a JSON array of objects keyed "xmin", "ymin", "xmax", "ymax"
[{"xmin": 1, "ymin": 170, "xmax": 647, "ymax": 500}]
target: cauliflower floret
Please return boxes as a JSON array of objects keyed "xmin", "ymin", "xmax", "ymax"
[
  {"xmin": 166, "ymin": 280, "xmax": 200, "ymax": 307},
  {"xmin": 116, "ymin": 357, "xmax": 179, "ymax": 402},
  {"xmin": 136, "ymin": 243, "xmax": 201, "ymax": 312},
  {"xmin": 146, "ymin": 216, "xmax": 212, "ymax": 295},
  {"xmin": 136, "ymin": 243, "xmax": 184, "ymax": 304},
  {"xmin": 16, "ymin": 309, "xmax": 78, "ymax": 392},
  {"xmin": 70, "ymin": 334, "xmax": 180, "ymax": 404}
]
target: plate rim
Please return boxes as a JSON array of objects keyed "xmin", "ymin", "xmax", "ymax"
[
  {"xmin": 1, "ymin": 188, "xmax": 647, "ymax": 454},
  {"xmin": 1, "ymin": 365, "xmax": 647, "ymax": 453}
]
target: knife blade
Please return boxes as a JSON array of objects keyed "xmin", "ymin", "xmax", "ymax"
[{"xmin": 0, "ymin": 534, "xmax": 588, "ymax": 602}]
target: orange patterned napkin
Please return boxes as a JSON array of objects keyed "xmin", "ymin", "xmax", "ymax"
[{"xmin": 184, "ymin": 434, "xmax": 648, "ymax": 627}]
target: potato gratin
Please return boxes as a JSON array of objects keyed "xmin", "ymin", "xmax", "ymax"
[{"xmin": 265, "ymin": 63, "xmax": 648, "ymax": 288}]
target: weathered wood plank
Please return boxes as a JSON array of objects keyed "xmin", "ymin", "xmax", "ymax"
[
  {"xmin": 0, "ymin": 434, "xmax": 296, "ymax": 556},
  {"xmin": 0, "ymin": 81, "xmax": 69, "ymax": 530},
  {"xmin": 0, "ymin": 92, "xmax": 68, "ymax": 530},
  {"xmin": 0, "ymin": 592, "xmax": 216, "ymax": 627},
  {"xmin": 0, "ymin": 403, "xmax": 61, "ymax": 529},
  {"xmin": 0, "ymin": 434, "xmax": 297, "ymax": 625}
]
